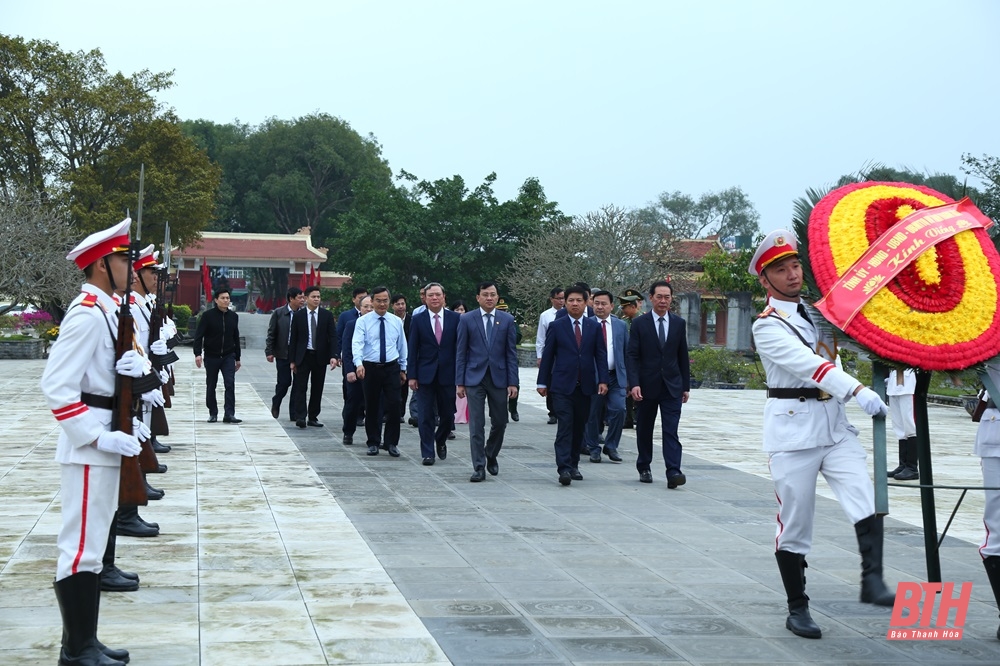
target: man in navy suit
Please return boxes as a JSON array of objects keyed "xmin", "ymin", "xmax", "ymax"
[
  {"xmin": 626, "ymin": 280, "xmax": 690, "ymax": 488},
  {"xmin": 340, "ymin": 295, "xmax": 372, "ymax": 445},
  {"xmin": 288, "ymin": 285, "xmax": 340, "ymax": 428},
  {"xmin": 456, "ymin": 280, "xmax": 520, "ymax": 482},
  {"xmin": 408, "ymin": 283, "xmax": 459, "ymax": 465},
  {"xmin": 537, "ymin": 285, "xmax": 609, "ymax": 486},
  {"xmin": 337, "ymin": 287, "xmax": 368, "ymax": 411},
  {"xmin": 584, "ymin": 290, "xmax": 627, "ymax": 463}
]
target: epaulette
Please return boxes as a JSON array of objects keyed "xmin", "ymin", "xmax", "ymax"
[
  {"xmin": 80, "ymin": 293, "xmax": 99, "ymax": 308},
  {"xmin": 757, "ymin": 306, "xmax": 775, "ymax": 319},
  {"xmin": 129, "ymin": 294, "xmax": 138, "ymax": 305}
]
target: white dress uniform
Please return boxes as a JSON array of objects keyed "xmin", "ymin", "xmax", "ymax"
[
  {"xmin": 977, "ymin": 361, "xmax": 1000, "ymax": 558},
  {"xmin": 42, "ymin": 285, "xmax": 123, "ymax": 580},
  {"xmin": 886, "ymin": 369, "xmax": 917, "ymax": 440},
  {"xmin": 753, "ymin": 296, "xmax": 875, "ymax": 553}
]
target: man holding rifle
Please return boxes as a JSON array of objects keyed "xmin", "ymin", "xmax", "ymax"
[{"xmin": 42, "ymin": 218, "xmax": 153, "ymax": 666}]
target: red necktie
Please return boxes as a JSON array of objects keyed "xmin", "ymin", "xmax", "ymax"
[
  {"xmin": 575, "ymin": 320, "xmax": 582, "ymax": 348},
  {"xmin": 602, "ymin": 319, "xmax": 607, "ymax": 345},
  {"xmin": 434, "ymin": 314, "xmax": 442, "ymax": 344}
]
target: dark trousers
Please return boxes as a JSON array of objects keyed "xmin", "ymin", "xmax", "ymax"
[
  {"xmin": 400, "ymin": 381, "xmax": 409, "ymax": 421},
  {"xmin": 362, "ymin": 361, "xmax": 401, "ymax": 447},
  {"xmin": 635, "ymin": 390, "xmax": 683, "ymax": 475},
  {"xmin": 551, "ymin": 386, "xmax": 591, "ymax": 474},
  {"xmin": 204, "ymin": 353, "xmax": 236, "ymax": 418},
  {"xmin": 291, "ymin": 351, "xmax": 327, "ymax": 422},
  {"xmin": 343, "ymin": 376, "xmax": 365, "ymax": 435},
  {"xmin": 417, "ymin": 381, "xmax": 456, "ymax": 459},
  {"xmin": 272, "ymin": 357, "xmax": 292, "ymax": 418},
  {"xmin": 546, "ymin": 392, "xmax": 555, "ymax": 418}
]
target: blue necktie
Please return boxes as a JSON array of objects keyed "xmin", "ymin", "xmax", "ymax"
[
  {"xmin": 658, "ymin": 317, "xmax": 667, "ymax": 348},
  {"xmin": 486, "ymin": 313, "xmax": 494, "ymax": 346},
  {"xmin": 378, "ymin": 316, "xmax": 386, "ymax": 363}
]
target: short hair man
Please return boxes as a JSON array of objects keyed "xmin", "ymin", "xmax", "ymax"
[
  {"xmin": 288, "ymin": 285, "xmax": 339, "ymax": 428},
  {"xmin": 749, "ymin": 229, "xmax": 895, "ymax": 639},
  {"xmin": 536, "ymin": 287, "xmax": 565, "ymax": 425},
  {"xmin": 193, "ymin": 287, "xmax": 242, "ymax": 423},
  {"xmin": 584, "ymin": 290, "xmax": 627, "ymax": 463},
  {"xmin": 265, "ymin": 286, "xmax": 305, "ymax": 420}
]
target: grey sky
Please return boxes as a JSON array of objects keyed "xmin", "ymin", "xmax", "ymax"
[{"xmin": 6, "ymin": 0, "xmax": 999, "ymax": 234}]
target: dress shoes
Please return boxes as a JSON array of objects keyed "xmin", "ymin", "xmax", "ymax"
[
  {"xmin": 509, "ymin": 409, "xmax": 519, "ymax": 422},
  {"xmin": 559, "ymin": 470, "xmax": 572, "ymax": 486},
  {"xmin": 117, "ymin": 514, "xmax": 159, "ymax": 537},
  {"xmin": 422, "ymin": 457, "xmax": 435, "ymax": 466},
  {"xmin": 149, "ymin": 463, "xmax": 167, "ymax": 474},
  {"xmin": 486, "ymin": 456, "xmax": 499, "ymax": 476},
  {"xmin": 893, "ymin": 466, "xmax": 919, "ymax": 481},
  {"xmin": 138, "ymin": 515, "xmax": 159, "ymax": 530},
  {"xmin": 603, "ymin": 446, "xmax": 622, "ymax": 462},
  {"xmin": 639, "ymin": 470, "xmax": 653, "ymax": 484},
  {"xmin": 222, "ymin": 416, "xmax": 242, "ymax": 424},
  {"xmin": 367, "ymin": 445, "xmax": 379, "ymax": 456},
  {"xmin": 308, "ymin": 420, "xmax": 324, "ymax": 427},
  {"xmin": 408, "ymin": 416, "xmax": 419, "ymax": 427},
  {"xmin": 437, "ymin": 443, "xmax": 448, "ymax": 459},
  {"xmin": 108, "ymin": 564, "xmax": 139, "ymax": 581},
  {"xmin": 590, "ymin": 452, "xmax": 602, "ymax": 463},
  {"xmin": 667, "ymin": 473, "xmax": 687, "ymax": 489},
  {"xmin": 343, "ymin": 434, "xmax": 353, "ymax": 446},
  {"xmin": 387, "ymin": 444, "xmax": 400, "ymax": 457},
  {"xmin": 570, "ymin": 468, "xmax": 583, "ymax": 481},
  {"xmin": 100, "ymin": 566, "xmax": 139, "ymax": 592},
  {"xmin": 146, "ymin": 484, "xmax": 164, "ymax": 501},
  {"xmin": 547, "ymin": 416, "xmax": 557, "ymax": 425},
  {"xmin": 470, "ymin": 466, "xmax": 486, "ymax": 482},
  {"xmin": 271, "ymin": 404, "xmax": 280, "ymax": 419},
  {"xmin": 207, "ymin": 415, "xmax": 217, "ymax": 423},
  {"xmin": 151, "ymin": 438, "xmax": 171, "ymax": 453},
  {"xmin": 296, "ymin": 420, "xmax": 307, "ymax": 428}
]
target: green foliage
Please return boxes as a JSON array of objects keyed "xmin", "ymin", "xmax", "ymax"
[
  {"xmin": 698, "ymin": 244, "xmax": 766, "ymax": 298},
  {"xmin": 961, "ymin": 153, "xmax": 1000, "ymax": 245},
  {"xmin": 0, "ymin": 333, "xmax": 33, "ymax": 341},
  {"xmin": 170, "ymin": 304, "xmax": 192, "ymax": 330},
  {"xmin": 689, "ymin": 346, "xmax": 758, "ymax": 385},
  {"xmin": 635, "ymin": 186, "xmax": 761, "ymax": 243}
]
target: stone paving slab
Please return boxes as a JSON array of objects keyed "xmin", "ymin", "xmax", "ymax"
[{"xmin": 1, "ymin": 351, "xmax": 997, "ymax": 664}]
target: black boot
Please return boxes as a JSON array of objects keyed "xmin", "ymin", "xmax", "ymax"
[
  {"xmin": 887, "ymin": 439, "xmax": 906, "ymax": 477},
  {"xmin": 92, "ymin": 574, "xmax": 130, "ymax": 663},
  {"xmin": 53, "ymin": 572, "xmax": 126, "ymax": 666},
  {"xmin": 774, "ymin": 550, "xmax": 822, "ymax": 638},
  {"xmin": 145, "ymin": 478, "xmax": 164, "ymax": 501},
  {"xmin": 982, "ymin": 556, "xmax": 1000, "ymax": 640},
  {"xmin": 893, "ymin": 436, "xmax": 919, "ymax": 481},
  {"xmin": 116, "ymin": 506, "xmax": 158, "ymax": 537},
  {"xmin": 151, "ymin": 437, "xmax": 171, "ymax": 453},
  {"xmin": 855, "ymin": 514, "xmax": 896, "ymax": 606}
]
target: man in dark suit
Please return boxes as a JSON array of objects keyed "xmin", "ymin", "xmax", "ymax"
[
  {"xmin": 456, "ymin": 280, "xmax": 519, "ymax": 482},
  {"xmin": 584, "ymin": 290, "xmax": 628, "ymax": 463},
  {"xmin": 537, "ymin": 284, "xmax": 609, "ymax": 486},
  {"xmin": 408, "ymin": 282, "xmax": 459, "ymax": 465},
  {"xmin": 288, "ymin": 285, "xmax": 339, "ymax": 428},
  {"xmin": 626, "ymin": 280, "xmax": 690, "ymax": 488},
  {"xmin": 340, "ymin": 295, "xmax": 372, "ymax": 445},
  {"xmin": 265, "ymin": 287, "xmax": 305, "ymax": 420}
]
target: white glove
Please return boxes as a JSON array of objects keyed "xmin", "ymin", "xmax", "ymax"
[
  {"xmin": 151, "ymin": 339, "xmax": 169, "ymax": 356},
  {"xmin": 855, "ymin": 387, "xmax": 889, "ymax": 417},
  {"xmin": 141, "ymin": 388, "xmax": 166, "ymax": 407},
  {"xmin": 115, "ymin": 350, "xmax": 147, "ymax": 378},
  {"xmin": 132, "ymin": 417, "xmax": 151, "ymax": 442},
  {"xmin": 96, "ymin": 431, "xmax": 141, "ymax": 456},
  {"xmin": 159, "ymin": 369, "xmax": 170, "ymax": 384}
]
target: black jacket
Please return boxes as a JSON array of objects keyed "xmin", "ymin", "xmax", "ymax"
[
  {"xmin": 193, "ymin": 306, "xmax": 241, "ymax": 360},
  {"xmin": 265, "ymin": 304, "xmax": 296, "ymax": 359}
]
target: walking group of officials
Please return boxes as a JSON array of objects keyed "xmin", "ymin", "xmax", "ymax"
[{"xmin": 40, "ymin": 218, "xmax": 1000, "ymax": 663}]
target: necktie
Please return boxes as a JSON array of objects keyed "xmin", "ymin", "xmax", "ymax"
[
  {"xmin": 658, "ymin": 316, "xmax": 667, "ymax": 347},
  {"xmin": 378, "ymin": 316, "xmax": 386, "ymax": 363},
  {"xmin": 434, "ymin": 313, "xmax": 442, "ymax": 344},
  {"xmin": 575, "ymin": 319, "xmax": 582, "ymax": 348},
  {"xmin": 485, "ymin": 313, "xmax": 493, "ymax": 346},
  {"xmin": 797, "ymin": 303, "xmax": 814, "ymax": 327},
  {"xmin": 309, "ymin": 309, "xmax": 317, "ymax": 350},
  {"xmin": 287, "ymin": 310, "xmax": 293, "ymax": 346},
  {"xmin": 601, "ymin": 319, "xmax": 607, "ymax": 345}
]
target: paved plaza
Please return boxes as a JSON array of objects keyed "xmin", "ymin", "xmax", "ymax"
[{"xmin": 3, "ymin": 350, "xmax": 1000, "ymax": 664}]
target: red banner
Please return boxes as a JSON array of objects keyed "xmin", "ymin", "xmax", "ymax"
[
  {"xmin": 814, "ymin": 198, "xmax": 993, "ymax": 329},
  {"xmin": 201, "ymin": 260, "xmax": 212, "ymax": 301}
]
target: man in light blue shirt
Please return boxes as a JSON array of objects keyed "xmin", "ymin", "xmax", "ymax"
[{"xmin": 353, "ymin": 286, "xmax": 408, "ymax": 457}]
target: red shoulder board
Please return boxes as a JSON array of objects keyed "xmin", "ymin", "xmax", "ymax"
[
  {"xmin": 757, "ymin": 306, "xmax": 775, "ymax": 319},
  {"xmin": 80, "ymin": 293, "xmax": 99, "ymax": 308},
  {"xmin": 129, "ymin": 294, "xmax": 138, "ymax": 305}
]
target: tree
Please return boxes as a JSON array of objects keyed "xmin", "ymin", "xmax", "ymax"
[
  {"xmin": 961, "ymin": 153, "xmax": 1000, "ymax": 227},
  {"xmin": 501, "ymin": 205, "xmax": 670, "ymax": 324},
  {"xmin": 0, "ymin": 34, "xmax": 172, "ymax": 197},
  {"xmin": 636, "ymin": 186, "xmax": 761, "ymax": 243},
  {"xmin": 698, "ymin": 244, "xmax": 766, "ymax": 300},
  {"xmin": 0, "ymin": 188, "xmax": 82, "ymax": 318}
]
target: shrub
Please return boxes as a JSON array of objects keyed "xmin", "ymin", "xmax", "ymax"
[
  {"xmin": 689, "ymin": 346, "xmax": 753, "ymax": 384},
  {"xmin": 171, "ymin": 304, "xmax": 192, "ymax": 331}
]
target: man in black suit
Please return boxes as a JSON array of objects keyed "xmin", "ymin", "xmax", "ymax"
[
  {"xmin": 626, "ymin": 280, "xmax": 690, "ymax": 488},
  {"xmin": 289, "ymin": 285, "xmax": 339, "ymax": 428},
  {"xmin": 340, "ymin": 295, "xmax": 372, "ymax": 446},
  {"xmin": 407, "ymin": 283, "xmax": 460, "ymax": 465},
  {"xmin": 265, "ymin": 287, "xmax": 305, "ymax": 420}
]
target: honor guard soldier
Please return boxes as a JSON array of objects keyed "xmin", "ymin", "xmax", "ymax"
[
  {"xmin": 749, "ymin": 229, "xmax": 895, "ymax": 640},
  {"xmin": 42, "ymin": 219, "xmax": 151, "ymax": 666}
]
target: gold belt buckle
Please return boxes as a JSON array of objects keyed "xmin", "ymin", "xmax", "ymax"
[{"xmin": 817, "ymin": 390, "xmax": 832, "ymax": 401}]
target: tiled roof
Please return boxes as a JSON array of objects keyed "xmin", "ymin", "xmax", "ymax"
[{"xmin": 175, "ymin": 229, "xmax": 327, "ymax": 261}]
